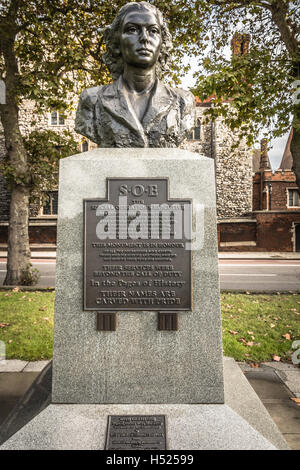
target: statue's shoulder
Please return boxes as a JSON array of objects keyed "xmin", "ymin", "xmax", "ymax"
[
  {"xmin": 78, "ymin": 83, "xmax": 115, "ymax": 108},
  {"xmin": 175, "ymin": 86, "xmax": 195, "ymax": 107}
]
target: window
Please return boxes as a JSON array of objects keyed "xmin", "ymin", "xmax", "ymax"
[
  {"xmin": 50, "ymin": 109, "xmax": 65, "ymax": 126},
  {"xmin": 41, "ymin": 191, "xmax": 58, "ymax": 215},
  {"xmin": 187, "ymin": 119, "xmax": 201, "ymax": 140},
  {"xmin": 82, "ymin": 140, "xmax": 89, "ymax": 152},
  {"xmin": 288, "ymin": 189, "xmax": 299, "ymax": 207},
  {"xmin": 194, "ymin": 119, "xmax": 201, "ymax": 140}
]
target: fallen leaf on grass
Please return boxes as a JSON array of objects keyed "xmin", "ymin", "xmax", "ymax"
[
  {"xmin": 270, "ymin": 324, "xmax": 275, "ymax": 328},
  {"xmin": 272, "ymin": 355, "xmax": 281, "ymax": 362},
  {"xmin": 39, "ymin": 306, "xmax": 46, "ymax": 311},
  {"xmin": 0, "ymin": 323, "xmax": 10, "ymax": 328},
  {"xmin": 238, "ymin": 338, "xmax": 246, "ymax": 343},
  {"xmin": 42, "ymin": 317, "xmax": 50, "ymax": 322},
  {"xmin": 250, "ymin": 363, "xmax": 259, "ymax": 368},
  {"xmin": 4, "ymin": 293, "xmax": 11, "ymax": 297},
  {"xmin": 282, "ymin": 333, "xmax": 291, "ymax": 340},
  {"xmin": 246, "ymin": 341, "xmax": 254, "ymax": 347},
  {"xmin": 8, "ymin": 340, "xmax": 12, "ymax": 343},
  {"xmin": 28, "ymin": 298, "xmax": 33, "ymax": 302},
  {"xmin": 246, "ymin": 291, "xmax": 250, "ymax": 295},
  {"xmin": 12, "ymin": 287, "xmax": 19, "ymax": 292},
  {"xmin": 229, "ymin": 330, "xmax": 238, "ymax": 335},
  {"xmin": 247, "ymin": 331, "xmax": 254, "ymax": 335}
]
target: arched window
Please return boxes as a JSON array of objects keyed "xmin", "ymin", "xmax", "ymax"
[
  {"xmin": 82, "ymin": 140, "xmax": 89, "ymax": 152},
  {"xmin": 194, "ymin": 119, "xmax": 201, "ymax": 140}
]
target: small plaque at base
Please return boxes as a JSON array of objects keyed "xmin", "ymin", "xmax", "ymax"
[{"xmin": 106, "ymin": 415, "xmax": 167, "ymax": 450}]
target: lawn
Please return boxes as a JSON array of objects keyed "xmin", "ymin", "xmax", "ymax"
[
  {"xmin": 0, "ymin": 290, "xmax": 299, "ymax": 362},
  {"xmin": 0, "ymin": 289, "xmax": 54, "ymax": 361}
]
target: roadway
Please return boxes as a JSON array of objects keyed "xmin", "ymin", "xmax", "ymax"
[{"xmin": 0, "ymin": 258, "xmax": 300, "ymax": 292}]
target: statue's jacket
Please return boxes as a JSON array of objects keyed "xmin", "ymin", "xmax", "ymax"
[{"xmin": 75, "ymin": 76, "xmax": 195, "ymax": 148}]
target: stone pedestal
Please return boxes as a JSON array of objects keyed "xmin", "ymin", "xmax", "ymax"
[
  {"xmin": 0, "ymin": 149, "xmax": 289, "ymax": 450},
  {"xmin": 52, "ymin": 148, "xmax": 224, "ymax": 404}
]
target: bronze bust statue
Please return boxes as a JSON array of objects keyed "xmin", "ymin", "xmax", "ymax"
[{"xmin": 75, "ymin": 1, "xmax": 195, "ymax": 148}]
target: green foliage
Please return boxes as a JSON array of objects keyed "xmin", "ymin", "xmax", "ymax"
[
  {"xmin": 24, "ymin": 129, "xmax": 78, "ymax": 197},
  {"xmin": 0, "ymin": 0, "xmax": 209, "ymax": 109},
  {"xmin": 192, "ymin": 0, "xmax": 300, "ymax": 146},
  {"xmin": 0, "ymin": 128, "xmax": 78, "ymax": 196}
]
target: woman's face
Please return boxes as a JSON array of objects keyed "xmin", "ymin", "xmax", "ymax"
[{"xmin": 120, "ymin": 9, "xmax": 162, "ymax": 68}]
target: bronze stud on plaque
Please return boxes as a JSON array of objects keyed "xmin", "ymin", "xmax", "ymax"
[
  {"xmin": 96, "ymin": 312, "xmax": 118, "ymax": 331},
  {"xmin": 158, "ymin": 312, "xmax": 179, "ymax": 331}
]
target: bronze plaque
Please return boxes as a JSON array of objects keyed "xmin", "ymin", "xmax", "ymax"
[
  {"xmin": 84, "ymin": 178, "xmax": 192, "ymax": 311},
  {"xmin": 106, "ymin": 415, "xmax": 166, "ymax": 450}
]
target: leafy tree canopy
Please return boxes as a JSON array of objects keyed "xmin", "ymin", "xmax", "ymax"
[{"xmin": 192, "ymin": 0, "xmax": 300, "ymax": 153}]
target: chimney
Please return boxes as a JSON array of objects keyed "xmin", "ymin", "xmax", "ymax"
[
  {"xmin": 259, "ymin": 139, "xmax": 271, "ymax": 170},
  {"xmin": 231, "ymin": 32, "xmax": 251, "ymax": 57}
]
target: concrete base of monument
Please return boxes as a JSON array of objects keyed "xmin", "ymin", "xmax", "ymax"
[{"xmin": 0, "ymin": 358, "xmax": 289, "ymax": 450}]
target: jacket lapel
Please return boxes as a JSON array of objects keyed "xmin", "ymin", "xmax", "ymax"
[
  {"xmin": 98, "ymin": 77, "xmax": 177, "ymax": 143},
  {"xmin": 142, "ymin": 80, "xmax": 177, "ymax": 130},
  {"xmin": 99, "ymin": 77, "xmax": 146, "ymax": 142}
]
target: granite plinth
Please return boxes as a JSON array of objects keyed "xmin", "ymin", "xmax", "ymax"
[
  {"xmin": 0, "ymin": 357, "xmax": 288, "ymax": 450},
  {"xmin": 52, "ymin": 148, "xmax": 224, "ymax": 404},
  {"xmin": 0, "ymin": 403, "xmax": 276, "ymax": 450}
]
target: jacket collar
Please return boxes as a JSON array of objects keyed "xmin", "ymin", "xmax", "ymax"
[{"xmin": 98, "ymin": 76, "xmax": 177, "ymax": 140}]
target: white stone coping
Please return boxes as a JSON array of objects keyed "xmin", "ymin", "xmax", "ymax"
[{"xmin": 0, "ymin": 360, "xmax": 51, "ymax": 372}]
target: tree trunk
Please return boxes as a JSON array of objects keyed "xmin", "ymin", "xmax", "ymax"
[
  {"xmin": 0, "ymin": 18, "xmax": 31, "ymax": 285},
  {"xmin": 4, "ymin": 184, "xmax": 31, "ymax": 285}
]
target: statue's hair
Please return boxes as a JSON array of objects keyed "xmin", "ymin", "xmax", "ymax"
[{"xmin": 103, "ymin": 2, "xmax": 173, "ymax": 80}]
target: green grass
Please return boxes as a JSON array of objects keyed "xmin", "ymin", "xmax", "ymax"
[
  {"xmin": 0, "ymin": 290, "xmax": 299, "ymax": 362},
  {"xmin": 221, "ymin": 293, "xmax": 300, "ymax": 362},
  {"xmin": 0, "ymin": 289, "xmax": 54, "ymax": 360}
]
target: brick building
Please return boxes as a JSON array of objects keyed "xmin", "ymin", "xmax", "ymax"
[{"xmin": 219, "ymin": 138, "xmax": 300, "ymax": 252}]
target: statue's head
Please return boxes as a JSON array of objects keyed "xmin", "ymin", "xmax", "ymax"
[{"xmin": 103, "ymin": 2, "xmax": 173, "ymax": 80}]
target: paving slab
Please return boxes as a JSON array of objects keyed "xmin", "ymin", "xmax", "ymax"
[
  {"xmin": 262, "ymin": 401, "xmax": 300, "ymax": 435},
  {"xmin": 0, "ymin": 361, "xmax": 28, "ymax": 372},
  {"xmin": 274, "ymin": 371, "xmax": 300, "ymax": 397},
  {"xmin": 0, "ymin": 373, "xmax": 39, "ymax": 426},
  {"xmin": 0, "ymin": 362, "xmax": 52, "ymax": 446},
  {"xmin": 263, "ymin": 362, "xmax": 300, "ymax": 372},
  {"xmin": 244, "ymin": 369, "xmax": 293, "ymax": 400},
  {"xmin": 224, "ymin": 357, "xmax": 289, "ymax": 450}
]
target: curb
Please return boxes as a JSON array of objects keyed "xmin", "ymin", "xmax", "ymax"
[{"xmin": 0, "ymin": 360, "xmax": 51, "ymax": 373}]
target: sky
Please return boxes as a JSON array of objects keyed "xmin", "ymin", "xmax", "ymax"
[{"xmin": 180, "ymin": 57, "xmax": 290, "ymax": 170}]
